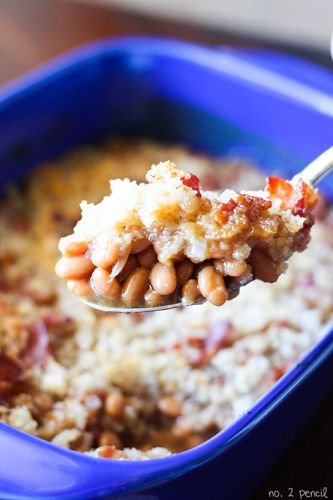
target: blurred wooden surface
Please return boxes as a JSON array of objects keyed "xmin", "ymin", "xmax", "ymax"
[
  {"xmin": 0, "ymin": 0, "xmax": 331, "ymax": 85},
  {"xmin": 0, "ymin": 0, "xmax": 332, "ymax": 498}
]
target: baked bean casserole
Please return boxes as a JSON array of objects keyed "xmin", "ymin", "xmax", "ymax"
[
  {"xmin": 56, "ymin": 160, "xmax": 318, "ymax": 310},
  {"xmin": 0, "ymin": 140, "xmax": 332, "ymax": 460}
]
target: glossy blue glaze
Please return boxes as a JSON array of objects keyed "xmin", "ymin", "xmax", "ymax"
[{"xmin": 0, "ymin": 37, "xmax": 333, "ymax": 500}]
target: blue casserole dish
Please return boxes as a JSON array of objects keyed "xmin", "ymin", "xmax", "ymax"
[{"xmin": 0, "ymin": 37, "xmax": 333, "ymax": 500}]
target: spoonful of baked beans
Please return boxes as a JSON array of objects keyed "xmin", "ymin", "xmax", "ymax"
[{"xmin": 55, "ymin": 146, "xmax": 333, "ymax": 313}]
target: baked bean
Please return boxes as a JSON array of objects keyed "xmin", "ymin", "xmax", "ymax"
[
  {"xmin": 194, "ymin": 261, "xmax": 212, "ymax": 276},
  {"xmin": 91, "ymin": 268, "xmax": 121, "ymax": 300},
  {"xmin": 130, "ymin": 237, "xmax": 151, "ymax": 254},
  {"xmin": 138, "ymin": 246, "xmax": 157, "ymax": 269},
  {"xmin": 175, "ymin": 259, "xmax": 194, "ymax": 288},
  {"xmin": 226, "ymin": 260, "xmax": 247, "ymax": 277},
  {"xmin": 58, "ymin": 235, "xmax": 88, "ymax": 257},
  {"xmin": 117, "ymin": 255, "xmax": 138, "ymax": 283},
  {"xmin": 67, "ymin": 279, "xmax": 93, "ymax": 298},
  {"xmin": 181, "ymin": 279, "xmax": 202, "ymax": 305},
  {"xmin": 157, "ymin": 396, "xmax": 183, "ymax": 418},
  {"xmin": 214, "ymin": 259, "xmax": 247, "ymax": 277},
  {"xmin": 150, "ymin": 263, "xmax": 177, "ymax": 295},
  {"xmin": 249, "ymin": 248, "xmax": 279, "ymax": 283},
  {"xmin": 55, "ymin": 256, "xmax": 94, "ymax": 280},
  {"xmin": 91, "ymin": 241, "xmax": 121, "ymax": 268},
  {"xmin": 121, "ymin": 267, "xmax": 150, "ymax": 307},
  {"xmin": 104, "ymin": 390, "xmax": 126, "ymax": 418},
  {"xmin": 198, "ymin": 266, "xmax": 228, "ymax": 306},
  {"xmin": 98, "ymin": 430, "xmax": 122, "ymax": 448},
  {"xmin": 144, "ymin": 289, "xmax": 166, "ymax": 307}
]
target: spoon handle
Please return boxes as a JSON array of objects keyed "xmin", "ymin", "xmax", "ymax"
[{"xmin": 295, "ymin": 146, "xmax": 333, "ymax": 186}]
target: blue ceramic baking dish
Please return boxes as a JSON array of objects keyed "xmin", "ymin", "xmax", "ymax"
[{"xmin": 0, "ymin": 37, "xmax": 333, "ymax": 500}]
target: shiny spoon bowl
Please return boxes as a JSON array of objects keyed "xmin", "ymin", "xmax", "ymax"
[{"xmin": 78, "ymin": 146, "xmax": 333, "ymax": 314}]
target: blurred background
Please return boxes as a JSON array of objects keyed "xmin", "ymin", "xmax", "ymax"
[
  {"xmin": 87, "ymin": 0, "xmax": 333, "ymax": 51},
  {"xmin": 0, "ymin": 0, "xmax": 333, "ymax": 85},
  {"xmin": 0, "ymin": 0, "xmax": 332, "ymax": 498}
]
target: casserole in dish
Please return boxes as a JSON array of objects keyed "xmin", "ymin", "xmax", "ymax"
[{"xmin": 0, "ymin": 37, "xmax": 333, "ymax": 499}]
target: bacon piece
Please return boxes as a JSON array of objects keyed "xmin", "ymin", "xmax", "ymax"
[
  {"xmin": 212, "ymin": 198, "xmax": 237, "ymax": 225},
  {"xmin": 97, "ymin": 445, "xmax": 117, "ymax": 458},
  {"xmin": 237, "ymin": 194, "xmax": 272, "ymax": 222},
  {"xmin": 205, "ymin": 320, "xmax": 236, "ymax": 354},
  {"xmin": 213, "ymin": 194, "xmax": 272, "ymax": 226},
  {"xmin": 181, "ymin": 173, "xmax": 201, "ymax": 196},
  {"xmin": 266, "ymin": 176, "xmax": 319, "ymax": 216},
  {"xmin": 293, "ymin": 178, "xmax": 319, "ymax": 216},
  {"xmin": 266, "ymin": 177, "xmax": 294, "ymax": 208},
  {"xmin": 188, "ymin": 320, "xmax": 238, "ymax": 367},
  {"xmin": 0, "ymin": 352, "xmax": 23, "ymax": 384},
  {"xmin": 21, "ymin": 322, "xmax": 50, "ymax": 368},
  {"xmin": 186, "ymin": 336, "xmax": 205, "ymax": 349}
]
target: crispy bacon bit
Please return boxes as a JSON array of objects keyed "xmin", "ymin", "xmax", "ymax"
[
  {"xmin": 266, "ymin": 176, "xmax": 319, "ymax": 216},
  {"xmin": 188, "ymin": 321, "xmax": 238, "ymax": 367},
  {"xmin": 205, "ymin": 320, "xmax": 236, "ymax": 354},
  {"xmin": 181, "ymin": 173, "xmax": 201, "ymax": 197},
  {"xmin": 237, "ymin": 194, "xmax": 272, "ymax": 222},
  {"xmin": 262, "ymin": 365, "xmax": 286, "ymax": 387},
  {"xmin": 213, "ymin": 198, "xmax": 237, "ymax": 224},
  {"xmin": 0, "ymin": 352, "xmax": 23, "ymax": 384},
  {"xmin": 272, "ymin": 366, "xmax": 285, "ymax": 381},
  {"xmin": 266, "ymin": 177, "xmax": 294, "ymax": 207},
  {"xmin": 213, "ymin": 193, "xmax": 273, "ymax": 226},
  {"xmin": 270, "ymin": 366, "xmax": 287, "ymax": 383},
  {"xmin": 97, "ymin": 445, "xmax": 116, "ymax": 458},
  {"xmin": 171, "ymin": 341, "xmax": 182, "ymax": 350},
  {"xmin": 186, "ymin": 336, "xmax": 205, "ymax": 348},
  {"xmin": 293, "ymin": 179, "xmax": 319, "ymax": 216},
  {"xmin": 21, "ymin": 322, "xmax": 50, "ymax": 368}
]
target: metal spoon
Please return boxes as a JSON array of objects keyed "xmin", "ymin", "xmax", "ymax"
[{"xmin": 81, "ymin": 146, "xmax": 333, "ymax": 314}]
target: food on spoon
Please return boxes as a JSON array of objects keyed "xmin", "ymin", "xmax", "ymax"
[{"xmin": 55, "ymin": 161, "xmax": 319, "ymax": 308}]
